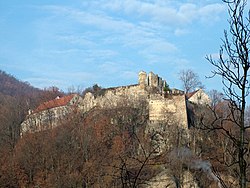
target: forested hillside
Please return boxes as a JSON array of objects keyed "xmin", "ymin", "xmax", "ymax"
[
  {"xmin": 0, "ymin": 70, "xmax": 65, "ymax": 187},
  {"xmin": 0, "ymin": 92, "xmax": 221, "ymax": 187},
  {"xmin": 0, "ymin": 70, "xmax": 41, "ymax": 97},
  {"xmin": 0, "ymin": 70, "xmax": 249, "ymax": 187},
  {"xmin": 0, "ymin": 70, "xmax": 64, "ymax": 146}
]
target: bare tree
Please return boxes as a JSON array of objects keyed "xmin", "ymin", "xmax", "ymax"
[
  {"xmin": 178, "ymin": 69, "xmax": 204, "ymax": 93},
  {"xmin": 206, "ymin": 0, "xmax": 250, "ymax": 187},
  {"xmin": 208, "ymin": 89, "xmax": 224, "ymax": 108}
]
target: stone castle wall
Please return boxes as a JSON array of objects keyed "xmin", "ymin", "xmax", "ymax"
[
  {"xmin": 81, "ymin": 71, "xmax": 189, "ymax": 129},
  {"xmin": 149, "ymin": 94, "xmax": 188, "ymax": 128},
  {"xmin": 81, "ymin": 84, "xmax": 148, "ymax": 112}
]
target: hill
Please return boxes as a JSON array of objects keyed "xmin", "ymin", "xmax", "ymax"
[
  {"xmin": 0, "ymin": 70, "xmax": 41, "ymax": 97},
  {"xmin": 0, "ymin": 70, "xmax": 241, "ymax": 188},
  {"xmin": 0, "ymin": 70, "xmax": 63, "ymax": 152}
]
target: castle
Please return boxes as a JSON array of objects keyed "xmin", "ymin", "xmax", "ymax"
[{"xmin": 20, "ymin": 71, "xmax": 210, "ymax": 135}]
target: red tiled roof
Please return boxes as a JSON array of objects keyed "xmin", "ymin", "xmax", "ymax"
[
  {"xmin": 33, "ymin": 94, "xmax": 75, "ymax": 113},
  {"xmin": 186, "ymin": 90, "xmax": 199, "ymax": 99}
]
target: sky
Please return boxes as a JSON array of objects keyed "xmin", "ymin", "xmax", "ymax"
[{"xmin": 0, "ymin": 0, "xmax": 231, "ymax": 92}]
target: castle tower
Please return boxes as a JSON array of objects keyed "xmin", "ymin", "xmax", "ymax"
[
  {"xmin": 162, "ymin": 80, "xmax": 167, "ymax": 88},
  {"xmin": 148, "ymin": 72, "xmax": 153, "ymax": 87},
  {"xmin": 148, "ymin": 72, "xmax": 158, "ymax": 88},
  {"xmin": 138, "ymin": 71, "xmax": 147, "ymax": 89},
  {"xmin": 154, "ymin": 74, "xmax": 159, "ymax": 87},
  {"xmin": 158, "ymin": 77, "xmax": 163, "ymax": 87}
]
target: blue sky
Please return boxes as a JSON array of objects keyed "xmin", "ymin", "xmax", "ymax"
[{"xmin": 0, "ymin": 0, "xmax": 230, "ymax": 92}]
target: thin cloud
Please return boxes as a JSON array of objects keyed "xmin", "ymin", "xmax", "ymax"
[
  {"xmin": 198, "ymin": 3, "xmax": 226, "ymax": 23},
  {"xmin": 121, "ymin": 71, "xmax": 138, "ymax": 80},
  {"xmin": 0, "ymin": 1, "xmax": 227, "ymax": 91},
  {"xmin": 40, "ymin": 4, "xmax": 178, "ymax": 60},
  {"xmin": 25, "ymin": 71, "xmax": 98, "ymax": 90},
  {"xmin": 98, "ymin": 61, "xmax": 122, "ymax": 74},
  {"xmin": 24, "ymin": 77, "xmax": 68, "ymax": 90},
  {"xmin": 55, "ymin": 35, "xmax": 96, "ymax": 47},
  {"xmin": 174, "ymin": 28, "xmax": 189, "ymax": 36},
  {"xmin": 98, "ymin": 0, "xmax": 225, "ymax": 25}
]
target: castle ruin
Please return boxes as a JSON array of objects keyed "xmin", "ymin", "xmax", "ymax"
[
  {"xmin": 138, "ymin": 71, "xmax": 167, "ymax": 91},
  {"xmin": 20, "ymin": 71, "xmax": 208, "ymax": 135}
]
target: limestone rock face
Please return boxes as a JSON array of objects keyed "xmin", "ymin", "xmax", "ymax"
[
  {"xmin": 145, "ymin": 170, "xmax": 198, "ymax": 188},
  {"xmin": 146, "ymin": 170, "xmax": 176, "ymax": 188},
  {"xmin": 149, "ymin": 95, "xmax": 188, "ymax": 128},
  {"xmin": 20, "ymin": 94, "xmax": 82, "ymax": 135}
]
